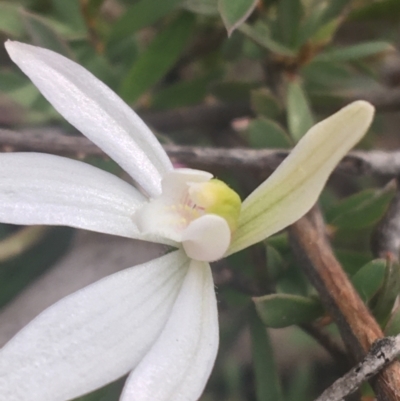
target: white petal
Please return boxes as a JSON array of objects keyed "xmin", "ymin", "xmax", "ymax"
[
  {"xmin": 182, "ymin": 214, "xmax": 231, "ymax": 262},
  {"xmin": 5, "ymin": 40, "xmax": 172, "ymax": 198},
  {"xmin": 228, "ymin": 101, "xmax": 375, "ymax": 254},
  {"xmin": 0, "ymin": 152, "xmax": 153, "ymax": 240},
  {"xmin": 135, "ymin": 168, "xmax": 213, "ymax": 243},
  {"xmin": 120, "ymin": 260, "xmax": 218, "ymax": 401},
  {"xmin": 0, "ymin": 250, "xmax": 190, "ymax": 401},
  {"xmin": 161, "ymin": 168, "xmax": 213, "ymax": 201}
]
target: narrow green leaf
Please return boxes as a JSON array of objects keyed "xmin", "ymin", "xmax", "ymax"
[
  {"xmin": 335, "ymin": 249, "xmax": 372, "ymax": 276},
  {"xmin": 218, "ymin": 0, "xmax": 258, "ymax": 36},
  {"xmin": 0, "ymin": 2, "xmax": 24, "ymax": 37},
  {"xmin": 266, "ymin": 244, "xmax": 285, "ymax": 281},
  {"xmin": 20, "ymin": 9, "xmax": 75, "ymax": 58},
  {"xmin": 50, "ymin": 0, "xmax": 86, "ymax": 33},
  {"xmin": 276, "ymin": 0, "xmax": 302, "ymax": 47},
  {"xmin": 151, "ymin": 72, "xmax": 219, "ymax": 110},
  {"xmin": 109, "ymin": 0, "xmax": 184, "ymax": 42},
  {"xmin": 351, "ymin": 0, "xmax": 400, "ymax": 22},
  {"xmin": 286, "ymin": 81, "xmax": 314, "ymax": 142},
  {"xmin": 351, "ymin": 259, "xmax": 387, "ymax": 303},
  {"xmin": 211, "ymin": 81, "xmax": 256, "ymax": 102},
  {"xmin": 250, "ymin": 88, "xmax": 281, "ymax": 119},
  {"xmin": 297, "ymin": 0, "xmax": 350, "ymax": 46},
  {"xmin": 120, "ymin": 13, "xmax": 194, "ymax": 103},
  {"xmin": 0, "ymin": 227, "xmax": 74, "ymax": 308},
  {"xmin": 248, "ymin": 117, "xmax": 292, "ymax": 149},
  {"xmin": 249, "ymin": 308, "xmax": 284, "ymax": 401},
  {"xmin": 0, "ymin": 71, "xmax": 42, "ymax": 109},
  {"xmin": 315, "ymin": 42, "xmax": 394, "ymax": 62},
  {"xmin": 326, "ymin": 185, "xmax": 395, "ymax": 230},
  {"xmin": 238, "ymin": 23, "xmax": 296, "ymax": 56},
  {"xmin": 373, "ymin": 259, "xmax": 400, "ymax": 326},
  {"xmin": 285, "ymin": 364, "xmax": 313, "ymax": 401},
  {"xmin": 384, "ymin": 305, "xmax": 400, "ymax": 336},
  {"xmin": 181, "ymin": 0, "xmax": 219, "ymax": 15},
  {"xmin": 254, "ymin": 293, "xmax": 324, "ymax": 328}
]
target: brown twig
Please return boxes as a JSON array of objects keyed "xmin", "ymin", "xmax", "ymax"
[
  {"xmin": 289, "ymin": 206, "xmax": 400, "ymax": 401},
  {"xmin": 315, "ymin": 335, "xmax": 400, "ymax": 401},
  {"xmin": 372, "ymin": 178, "xmax": 400, "ymax": 259},
  {"xmin": 2, "ymin": 128, "xmax": 400, "ymax": 176}
]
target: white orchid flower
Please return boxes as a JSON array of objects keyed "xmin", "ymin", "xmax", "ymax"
[{"xmin": 0, "ymin": 40, "xmax": 374, "ymax": 401}]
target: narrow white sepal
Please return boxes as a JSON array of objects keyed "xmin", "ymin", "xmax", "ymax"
[
  {"xmin": 120, "ymin": 260, "xmax": 218, "ymax": 401},
  {"xmin": 228, "ymin": 101, "xmax": 375, "ymax": 254},
  {"xmin": 0, "ymin": 152, "xmax": 155, "ymax": 240},
  {"xmin": 5, "ymin": 40, "xmax": 172, "ymax": 198},
  {"xmin": 0, "ymin": 251, "xmax": 190, "ymax": 401}
]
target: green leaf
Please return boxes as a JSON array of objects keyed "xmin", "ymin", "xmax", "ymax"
[
  {"xmin": 248, "ymin": 117, "xmax": 292, "ymax": 149},
  {"xmin": 285, "ymin": 364, "xmax": 313, "ymax": 401},
  {"xmin": 266, "ymin": 244, "xmax": 285, "ymax": 281},
  {"xmin": 50, "ymin": 0, "xmax": 86, "ymax": 33},
  {"xmin": 335, "ymin": 249, "xmax": 372, "ymax": 276},
  {"xmin": 384, "ymin": 305, "xmax": 400, "ymax": 336},
  {"xmin": 20, "ymin": 9, "xmax": 75, "ymax": 58},
  {"xmin": 238, "ymin": 22, "xmax": 296, "ymax": 56},
  {"xmin": 181, "ymin": 0, "xmax": 218, "ymax": 15},
  {"xmin": 151, "ymin": 72, "xmax": 219, "ymax": 110},
  {"xmin": 315, "ymin": 41, "xmax": 394, "ymax": 62},
  {"xmin": 254, "ymin": 293, "xmax": 324, "ymax": 328},
  {"xmin": 0, "ymin": 71, "xmax": 41, "ymax": 109},
  {"xmin": 120, "ymin": 13, "xmax": 194, "ymax": 103},
  {"xmin": 286, "ymin": 81, "xmax": 314, "ymax": 142},
  {"xmin": 276, "ymin": 0, "xmax": 302, "ymax": 47},
  {"xmin": 0, "ymin": 227, "xmax": 74, "ymax": 308},
  {"xmin": 326, "ymin": 185, "xmax": 395, "ymax": 230},
  {"xmin": 351, "ymin": 0, "xmax": 400, "ymax": 22},
  {"xmin": 250, "ymin": 88, "xmax": 281, "ymax": 119},
  {"xmin": 109, "ymin": 0, "xmax": 184, "ymax": 43},
  {"xmin": 249, "ymin": 308, "xmax": 284, "ymax": 401},
  {"xmin": 218, "ymin": 0, "xmax": 258, "ymax": 36},
  {"xmin": 351, "ymin": 259, "xmax": 386, "ymax": 303},
  {"xmin": 373, "ymin": 259, "xmax": 400, "ymax": 326},
  {"xmin": 297, "ymin": 0, "xmax": 350, "ymax": 46},
  {"xmin": 211, "ymin": 81, "xmax": 256, "ymax": 102},
  {"xmin": 0, "ymin": 2, "xmax": 24, "ymax": 37}
]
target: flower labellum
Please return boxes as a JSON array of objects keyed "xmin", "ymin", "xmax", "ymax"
[
  {"xmin": 0, "ymin": 40, "xmax": 375, "ymax": 401},
  {"xmin": 135, "ymin": 169, "xmax": 242, "ymax": 261}
]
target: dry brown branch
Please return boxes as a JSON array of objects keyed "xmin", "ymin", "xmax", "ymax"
[
  {"xmin": 315, "ymin": 335, "xmax": 400, "ymax": 401},
  {"xmin": 372, "ymin": 178, "xmax": 400, "ymax": 259},
  {"xmin": 289, "ymin": 207, "xmax": 400, "ymax": 401},
  {"xmin": 2, "ymin": 128, "xmax": 400, "ymax": 176}
]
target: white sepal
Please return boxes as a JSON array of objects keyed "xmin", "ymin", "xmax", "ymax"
[
  {"xmin": 120, "ymin": 260, "xmax": 218, "ymax": 401},
  {"xmin": 228, "ymin": 101, "xmax": 375, "ymax": 255},
  {"xmin": 0, "ymin": 251, "xmax": 190, "ymax": 401},
  {"xmin": 5, "ymin": 40, "xmax": 172, "ymax": 198},
  {"xmin": 0, "ymin": 152, "xmax": 167, "ymax": 241}
]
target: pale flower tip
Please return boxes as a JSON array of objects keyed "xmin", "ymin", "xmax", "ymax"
[
  {"xmin": 347, "ymin": 100, "xmax": 375, "ymax": 121},
  {"xmin": 5, "ymin": 40, "xmax": 28, "ymax": 64}
]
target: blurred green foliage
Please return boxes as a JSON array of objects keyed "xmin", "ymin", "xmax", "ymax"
[{"xmin": 1, "ymin": 0, "xmax": 400, "ymax": 400}]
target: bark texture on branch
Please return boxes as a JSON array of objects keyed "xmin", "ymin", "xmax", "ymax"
[
  {"xmin": 289, "ymin": 207, "xmax": 400, "ymax": 401},
  {"xmin": 2, "ymin": 128, "xmax": 400, "ymax": 176}
]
